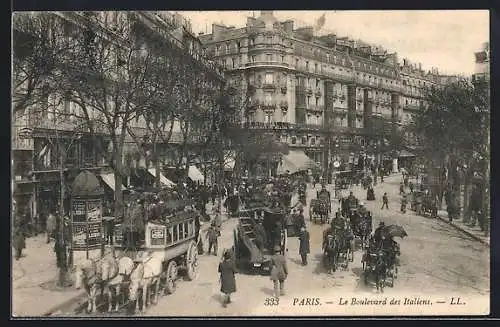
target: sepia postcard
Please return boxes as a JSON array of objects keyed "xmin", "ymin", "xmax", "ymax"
[{"xmin": 11, "ymin": 9, "xmax": 490, "ymax": 317}]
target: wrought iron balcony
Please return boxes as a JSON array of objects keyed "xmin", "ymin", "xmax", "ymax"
[
  {"xmin": 262, "ymin": 83, "xmax": 277, "ymax": 91},
  {"xmin": 245, "ymin": 61, "xmax": 289, "ymax": 69}
]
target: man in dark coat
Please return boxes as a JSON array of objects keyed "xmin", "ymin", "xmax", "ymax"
[
  {"xmin": 254, "ymin": 221, "xmax": 267, "ymax": 252},
  {"xmin": 218, "ymin": 250, "xmax": 237, "ymax": 307},
  {"xmin": 206, "ymin": 221, "xmax": 220, "ymax": 256},
  {"xmin": 373, "ymin": 221, "xmax": 385, "ymax": 246},
  {"xmin": 298, "ymin": 227, "xmax": 310, "ymax": 265},
  {"xmin": 122, "ymin": 199, "xmax": 145, "ymax": 251},
  {"xmin": 13, "ymin": 229, "xmax": 26, "ymax": 260},
  {"xmin": 270, "ymin": 246, "xmax": 288, "ymax": 298},
  {"xmin": 381, "ymin": 192, "xmax": 389, "ymax": 209}
]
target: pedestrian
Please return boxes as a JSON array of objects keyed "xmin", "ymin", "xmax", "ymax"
[
  {"xmin": 206, "ymin": 221, "xmax": 219, "ymax": 256},
  {"xmin": 381, "ymin": 192, "xmax": 389, "ymax": 210},
  {"xmin": 218, "ymin": 250, "xmax": 237, "ymax": 308},
  {"xmin": 46, "ymin": 211, "xmax": 57, "ymax": 244},
  {"xmin": 298, "ymin": 226, "xmax": 310, "ymax": 266},
  {"xmin": 270, "ymin": 245, "xmax": 288, "ymax": 298},
  {"xmin": 13, "ymin": 228, "xmax": 26, "ymax": 260},
  {"xmin": 409, "ymin": 181, "xmax": 414, "ymax": 194}
]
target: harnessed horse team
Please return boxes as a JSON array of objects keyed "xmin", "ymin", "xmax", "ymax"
[{"xmin": 75, "ymin": 252, "xmax": 164, "ymax": 313}]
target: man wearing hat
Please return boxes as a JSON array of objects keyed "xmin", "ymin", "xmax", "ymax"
[
  {"xmin": 298, "ymin": 226, "xmax": 310, "ymax": 266},
  {"xmin": 374, "ymin": 221, "xmax": 385, "ymax": 245},
  {"xmin": 218, "ymin": 249, "xmax": 237, "ymax": 308},
  {"xmin": 205, "ymin": 221, "xmax": 220, "ymax": 256},
  {"xmin": 270, "ymin": 245, "xmax": 288, "ymax": 298}
]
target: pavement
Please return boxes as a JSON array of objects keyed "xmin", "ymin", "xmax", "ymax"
[
  {"xmin": 11, "ymin": 234, "xmax": 85, "ymax": 317},
  {"xmin": 142, "ymin": 172, "xmax": 490, "ymax": 316},
  {"xmin": 13, "ymin": 175, "xmax": 490, "ymax": 316}
]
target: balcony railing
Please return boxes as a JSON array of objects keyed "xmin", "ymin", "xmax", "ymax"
[
  {"xmin": 245, "ymin": 61, "xmax": 289, "ymax": 69},
  {"xmin": 403, "ymin": 103, "xmax": 421, "ymax": 111},
  {"xmin": 262, "ymin": 83, "xmax": 277, "ymax": 90},
  {"xmin": 12, "ymin": 125, "xmax": 34, "ymax": 150}
]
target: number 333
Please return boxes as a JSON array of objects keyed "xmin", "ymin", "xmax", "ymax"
[{"xmin": 264, "ymin": 298, "xmax": 279, "ymax": 306}]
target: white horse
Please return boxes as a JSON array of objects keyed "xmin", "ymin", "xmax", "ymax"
[
  {"xmin": 128, "ymin": 256, "xmax": 163, "ymax": 312},
  {"xmin": 102, "ymin": 256, "xmax": 135, "ymax": 312}
]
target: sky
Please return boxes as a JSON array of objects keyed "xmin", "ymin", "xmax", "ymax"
[{"xmin": 178, "ymin": 10, "xmax": 489, "ymax": 76}]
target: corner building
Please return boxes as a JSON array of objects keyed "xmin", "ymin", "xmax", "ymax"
[{"xmin": 199, "ymin": 11, "xmax": 445, "ymax": 176}]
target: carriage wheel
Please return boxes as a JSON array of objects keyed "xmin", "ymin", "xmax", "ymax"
[
  {"xmin": 165, "ymin": 261, "xmax": 178, "ymax": 294},
  {"xmin": 186, "ymin": 241, "xmax": 199, "ymax": 281}
]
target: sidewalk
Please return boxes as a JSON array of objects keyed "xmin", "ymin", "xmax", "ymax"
[
  {"xmin": 12, "ymin": 234, "xmax": 86, "ymax": 317},
  {"xmin": 436, "ymin": 209, "xmax": 490, "ymax": 246}
]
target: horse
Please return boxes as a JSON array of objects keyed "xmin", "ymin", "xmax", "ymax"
[
  {"xmin": 102, "ymin": 256, "xmax": 135, "ymax": 312},
  {"xmin": 128, "ymin": 256, "xmax": 163, "ymax": 313},
  {"xmin": 74, "ymin": 258, "xmax": 105, "ymax": 313},
  {"xmin": 353, "ymin": 216, "xmax": 373, "ymax": 249},
  {"xmin": 365, "ymin": 251, "xmax": 388, "ymax": 293}
]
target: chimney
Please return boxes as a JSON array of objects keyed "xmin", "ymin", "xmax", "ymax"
[
  {"xmin": 247, "ymin": 17, "xmax": 256, "ymax": 27},
  {"xmin": 261, "ymin": 11, "xmax": 274, "ymax": 17},
  {"xmin": 282, "ymin": 20, "xmax": 294, "ymax": 33},
  {"xmin": 418, "ymin": 63, "xmax": 422, "ymax": 70}
]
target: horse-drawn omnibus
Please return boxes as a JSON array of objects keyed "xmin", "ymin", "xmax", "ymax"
[{"xmin": 75, "ymin": 193, "xmax": 200, "ymax": 314}]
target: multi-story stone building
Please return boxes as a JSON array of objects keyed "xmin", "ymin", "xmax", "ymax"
[
  {"xmin": 12, "ymin": 11, "xmax": 222, "ymax": 219},
  {"xmin": 198, "ymin": 11, "xmax": 447, "ymax": 176}
]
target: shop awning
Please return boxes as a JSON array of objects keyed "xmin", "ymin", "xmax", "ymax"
[
  {"xmin": 147, "ymin": 168, "xmax": 176, "ymax": 188},
  {"xmin": 100, "ymin": 173, "xmax": 125, "ymax": 192},
  {"xmin": 188, "ymin": 165, "xmax": 204, "ymax": 182},
  {"xmin": 278, "ymin": 150, "xmax": 319, "ymax": 175}
]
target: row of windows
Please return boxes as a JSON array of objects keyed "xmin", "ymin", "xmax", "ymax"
[
  {"xmin": 165, "ymin": 220, "xmax": 196, "ymax": 245},
  {"xmin": 294, "ymin": 44, "xmax": 396, "ymax": 78}
]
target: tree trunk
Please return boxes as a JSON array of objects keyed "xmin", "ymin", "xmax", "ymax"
[
  {"xmin": 114, "ymin": 134, "xmax": 125, "ymax": 219},
  {"xmin": 57, "ymin": 149, "xmax": 70, "ymax": 287},
  {"xmin": 153, "ymin": 137, "xmax": 161, "ymax": 188}
]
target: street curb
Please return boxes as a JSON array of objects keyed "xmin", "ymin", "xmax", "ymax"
[
  {"xmin": 435, "ymin": 214, "xmax": 490, "ymax": 247},
  {"xmin": 42, "ymin": 291, "xmax": 88, "ymax": 316}
]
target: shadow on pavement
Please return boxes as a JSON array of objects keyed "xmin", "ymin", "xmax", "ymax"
[
  {"xmin": 312, "ymin": 253, "xmax": 326, "ymax": 275},
  {"xmin": 211, "ymin": 293, "xmax": 226, "ymax": 306},
  {"xmin": 288, "ymin": 257, "xmax": 303, "ymax": 266},
  {"xmin": 259, "ymin": 287, "xmax": 275, "ymax": 296}
]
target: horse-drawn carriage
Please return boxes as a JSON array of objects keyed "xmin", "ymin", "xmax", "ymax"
[
  {"xmin": 362, "ymin": 225, "xmax": 406, "ymax": 292},
  {"xmin": 350, "ymin": 213, "xmax": 373, "ymax": 249},
  {"xmin": 74, "ymin": 196, "xmax": 200, "ymax": 314},
  {"xmin": 340, "ymin": 196, "xmax": 359, "ymax": 220},
  {"xmin": 411, "ymin": 191, "xmax": 437, "ymax": 217},
  {"xmin": 233, "ymin": 207, "xmax": 288, "ymax": 274},
  {"xmin": 322, "ymin": 225, "xmax": 353, "ymax": 273},
  {"xmin": 310, "ymin": 189, "xmax": 331, "ymax": 224}
]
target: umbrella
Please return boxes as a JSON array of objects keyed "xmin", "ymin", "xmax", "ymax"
[{"xmin": 382, "ymin": 224, "xmax": 408, "ymax": 239}]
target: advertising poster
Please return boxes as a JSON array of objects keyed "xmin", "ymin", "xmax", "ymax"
[
  {"xmin": 87, "ymin": 222, "xmax": 103, "ymax": 249},
  {"xmin": 87, "ymin": 200, "xmax": 102, "ymax": 222},
  {"xmin": 71, "ymin": 200, "xmax": 86, "ymax": 223},
  {"xmin": 72, "ymin": 223, "xmax": 87, "ymax": 250}
]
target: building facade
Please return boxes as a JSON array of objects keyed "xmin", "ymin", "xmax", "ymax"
[
  {"xmin": 12, "ymin": 11, "xmax": 223, "ymax": 219},
  {"xmin": 199, "ymin": 11, "xmax": 450, "ymax": 176}
]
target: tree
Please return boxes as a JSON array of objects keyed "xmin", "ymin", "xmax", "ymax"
[
  {"xmin": 12, "ymin": 13, "xmax": 73, "ymax": 115},
  {"xmin": 61, "ymin": 12, "xmax": 165, "ymax": 216},
  {"xmin": 414, "ymin": 79, "xmax": 490, "ymax": 216}
]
